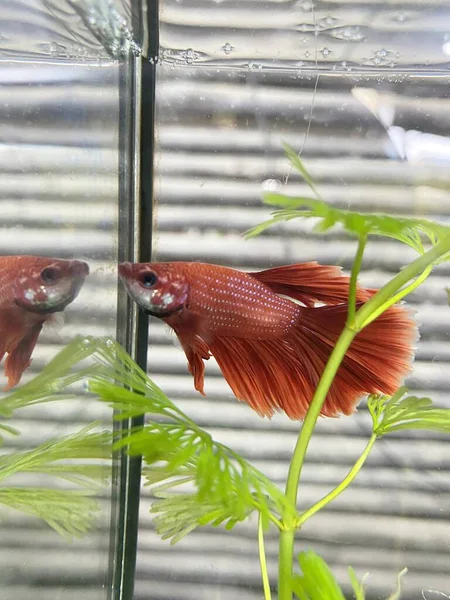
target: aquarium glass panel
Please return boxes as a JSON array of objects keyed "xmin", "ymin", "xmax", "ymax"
[
  {"xmin": 0, "ymin": 1, "xmax": 130, "ymax": 599},
  {"xmin": 134, "ymin": 1, "xmax": 450, "ymax": 599}
]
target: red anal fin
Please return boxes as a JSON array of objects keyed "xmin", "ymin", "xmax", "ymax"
[
  {"xmin": 208, "ymin": 335, "xmax": 315, "ymax": 419},
  {"xmin": 171, "ymin": 324, "xmax": 211, "ymax": 396},
  {"xmin": 251, "ymin": 262, "xmax": 375, "ymax": 307},
  {"xmin": 4, "ymin": 322, "xmax": 44, "ymax": 390}
]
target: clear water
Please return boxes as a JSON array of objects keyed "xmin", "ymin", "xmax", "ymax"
[
  {"xmin": 1, "ymin": 1, "xmax": 450, "ymax": 599},
  {"xmin": 0, "ymin": 2, "xmax": 121, "ymax": 599}
]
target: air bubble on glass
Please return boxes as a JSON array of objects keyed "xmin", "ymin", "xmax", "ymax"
[
  {"xmin": 185, "ymin": 48, "xmax": 195, "ymax": 64},
  {"xmin": 296, "ymin": 0, "xmax": 314, "ymax": 11},
  {"xmin": 262, "ymin": 179, "xmax": 283, "ymax": 192},
  {"xmin": 394, "ymin": 12, "xmax": 407, "ymax": 23}
]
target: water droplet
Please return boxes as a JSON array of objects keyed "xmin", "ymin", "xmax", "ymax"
[
  {"xmin": 83, "ymin": 381, "xmax": 90, "ymax": 392},
  {"xmin": 262, "ymin": 179, "xmax": 283, "ymax": 192},
  {"xmin": 376, "ymin": 48, "xmax": 389, "ymax": 58},
  {"xmin": 443, "ymin": 42, "xmax": 450, "ymax": 56},
  {"xmin": 324, "ymin": 16, "xmax": 337, "ymax": 27},
  {"xmin": 246, "ymin": 61, "xmax": 261, "ymax": 71},
  {"xmin": 297, "ymin": 0, "xmax": 314, "ymax": 10},
  {"xmin": 105, "ymin": 338, "xmax": 115, "ymax": 348},
  {"xmin": 82, "ymin": 338, "xmax": 92, "ymax": 348},
  {"xmin": 305, "ymin": 50, "xmax": 311, "ymax": 58},
  {"xmin": 321, "ymin": 47, "xmax": 331, "ymax": 57},
  {"xmin": 222, "ymin": 42, "xmax": 233, "ymax": 55},
  {"xmin": 185, "ymin": 48, "xmax": 195, "ymax": 64},
  {"xmin": 329, "ymin": 25, "xmax": 364, "ymax": 42},
  {"xmin": 394, "ymin": 12, "xmax": 407, "ymax": 23}
]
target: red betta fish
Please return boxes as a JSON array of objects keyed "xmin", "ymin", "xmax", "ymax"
[
  {"xmin": 0, "ymin": 255, "xmax": 89, "ymax": 390},
  {"xmin": 118, "ymin": 261, "xmax": 417, "ymax": 420}
]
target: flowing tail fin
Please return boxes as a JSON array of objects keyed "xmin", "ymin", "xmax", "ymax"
[
  {"xmin": 208, "ymin": 302, "xmax": 417, "ymax": 420},
  {"xmin": 290, "ymin": 302, "xmax": 417, "ymax": 417}
]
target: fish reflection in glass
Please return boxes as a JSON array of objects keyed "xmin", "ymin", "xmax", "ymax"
[
  {"xmin": 118, "ymin": 261, "xmax": 416, "ymax": 420},
  {"xmin": 0, "ymin": 255, "xmax": 89, "ymax": 389}
]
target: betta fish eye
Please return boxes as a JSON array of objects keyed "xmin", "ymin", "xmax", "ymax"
[
  {"xmin": 40, "ymin": 266, "xmax": 61, "ymax": 285},
  {"xmin": 139, "ymin": 271, "xmax": 158, "ymax": 289}
]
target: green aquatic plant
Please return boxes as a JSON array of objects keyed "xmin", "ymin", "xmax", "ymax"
[
  {"xmin": 292, "ymin": 550, "xmax": 407, "ymax": 600},
  {"xmin": 2, "ymin": 143, "xmax": 449, "ymax": 596},
  {"xmin": 0, "ymin": 339, "xmax": 112, "ymax": 537},
  {"xmin": 0, "ymin": 421, "xmax": 111, "ymax": 538}
]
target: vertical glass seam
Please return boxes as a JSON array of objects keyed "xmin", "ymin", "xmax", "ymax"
[{"xmin": 108, "ymin": 2, "xmax": 159, "ymax": 599}]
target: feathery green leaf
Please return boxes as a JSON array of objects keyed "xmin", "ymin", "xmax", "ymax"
[
  {"xmin": 0, "ymin": 487, "xmax": 101, "ymax": 538},
  {"xmin": 282, "ymin": 142, "xmax": 322, "ymax": 200},
  {"xmin": 84, "ymin": 340, "xmax": 296, "ymax": 543},
  {"xmin": 246, "ymin": 143, "xmax": 450, "ymax": 258},
  {"xmin": 292, "ymin": 550, "xmax": 346, "ymax": 599},
  {"xmin": 293, "ymin": 551, "xmax": 407, "ymax": 600},
  {"xmin": 0, "ymin": 425, "xmax": 111, "ymax": 538},
  {"xmin": 368, "ymin": 387, "xmax": 450, "ymax": 437}
]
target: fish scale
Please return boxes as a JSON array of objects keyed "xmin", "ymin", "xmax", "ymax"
[{"xmin": 184, "ymin": 262, "xmax": 298, "ymax": 339}]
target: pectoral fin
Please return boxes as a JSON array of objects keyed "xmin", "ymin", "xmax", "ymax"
[{"xmin": 4, "ymin": 322, "xmax": 44, "ymax": 390}]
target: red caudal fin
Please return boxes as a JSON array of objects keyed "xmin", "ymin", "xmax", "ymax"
[
  {"xmin": 207, "ymin": 302, "xmax": 417, "ymax": 420},
  {"xmin": 251, "ymin": 262, "xmax": 375, "ymax": 307}
]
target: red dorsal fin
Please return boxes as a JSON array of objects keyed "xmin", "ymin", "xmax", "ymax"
[{"xmin": 251, "ymin": 262, "xmax": 374, "ymax": 307}]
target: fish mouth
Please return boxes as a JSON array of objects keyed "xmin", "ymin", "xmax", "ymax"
[{"xmin": 70, "ymin": 260, "xmax": 90, "ymax": 277}]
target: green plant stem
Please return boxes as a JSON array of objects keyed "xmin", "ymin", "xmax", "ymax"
[
  {"xmin": 277, "ymin": 235, "xmax": 450, "ymax": 600},
  {"xmin": 356, "ymin": 237, "xmax": 450, "ymax": 329},
  {"xmin": 259, "ymin": 514, "xmax": 272, "ymax": 600},
  {"xmin": 295, "ymin": 433, "xmax": 377, "ymax": 528},
  {"xmin": 347, "ymin": 234, "xmax": 367, "ymax": 324},
  {"xmin": 277, "ymin": 326, "xmax": 357, "ymax": 600},
  {"xmin": 361, "ymin": 264, "xmax": 432, "ymax": 327}
]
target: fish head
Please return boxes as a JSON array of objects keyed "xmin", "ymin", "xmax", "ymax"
[
  {"xmin": 118, "ymin": 262, "xmax": 189, "ymax": 318},
  {"xmin": 12, "ymin": 257, "xmax": 89, "ymax": 315}
]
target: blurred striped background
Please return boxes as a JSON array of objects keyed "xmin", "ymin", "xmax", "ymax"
[{"xmin": 1, "ymin": 1, "xmax": 449, "ymax": 599}]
